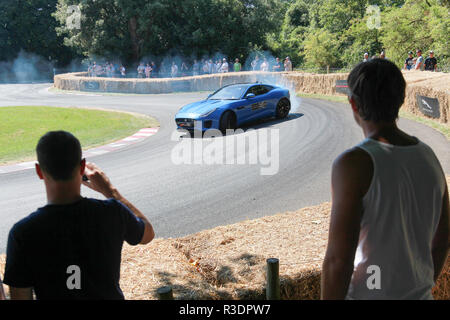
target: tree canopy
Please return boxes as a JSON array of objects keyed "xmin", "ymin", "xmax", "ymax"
[{"xmin": 0, "ymin": 0, "xmax": 448, "ymax": 70}]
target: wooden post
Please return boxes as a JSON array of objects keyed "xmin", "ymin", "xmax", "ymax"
[
  {"xmin": 157, "ymin": 286, "xmax": 174, "ymax": 300},
  {"xmin": 266, "ymin": 258, "xmax": 280, "ymax": 300}
]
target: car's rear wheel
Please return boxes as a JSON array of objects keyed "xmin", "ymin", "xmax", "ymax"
[
  {"xmin": 275, "ymin": 98, "xmax": 291, "ymax": 119},
  {"xmin": 219, "ymin": 111, "xmax": 236, "ymax": 133}
]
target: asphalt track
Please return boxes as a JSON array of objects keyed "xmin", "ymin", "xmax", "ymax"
[{"xmin": 0, "ymin": 83, "xmax": 449, "ymax": 253}]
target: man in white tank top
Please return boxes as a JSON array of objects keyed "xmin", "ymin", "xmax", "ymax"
[{"xmin": 321, "ymin": 58, "xmax": 449, "ymax": 300}]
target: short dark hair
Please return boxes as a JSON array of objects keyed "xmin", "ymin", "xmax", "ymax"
[
  {"xmin": 36, "ymin": 131, "xmax": 82, "ymax": 181},
  {"xmin": 347, "ymin": 58, "xmax": 406, "ymax": 123}
]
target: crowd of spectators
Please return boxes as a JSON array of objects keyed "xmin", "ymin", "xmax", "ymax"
[
  {"xmin": 362, "ymin": 49, "xmax": 439, "ymax": 72},
  {"xmin": 87, "ymin": 56, "xmax": 294, "ymax": 78}
]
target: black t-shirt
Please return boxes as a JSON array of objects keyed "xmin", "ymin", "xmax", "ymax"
[
  {"xmin": 424, "ymin": 57, "xmax": 437, "ymax": 71},
  {"xmin": 404, "ymin": 57, "xmax": 414, "ymax": 69},
  {"xmin": 3, "ymin": 197, "xmax": 145, "ymax": 300}
]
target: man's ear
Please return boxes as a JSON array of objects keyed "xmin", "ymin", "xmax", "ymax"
[
  {"xmin": 348, "ymin": 96, "xmax": 359, "ymax": 113},
  {"xmin": 35, "ymin": 163, "xmax": 44, "ymax": 180},
  {"xmin": 80, "ymin": 158, "xmax": 86, "ymax": 176}
]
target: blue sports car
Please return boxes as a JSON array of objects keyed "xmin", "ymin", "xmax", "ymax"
[{"xmin": 175, "ymin": 83, "xmax": 291, "ymax": 132}]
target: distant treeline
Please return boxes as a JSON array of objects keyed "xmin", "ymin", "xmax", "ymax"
[{"xmin": 0, "ymin": 0, "xmax": 448, "ymax": 70}]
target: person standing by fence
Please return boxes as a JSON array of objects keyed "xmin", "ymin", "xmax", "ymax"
[
  {"xmin": 321, "ymin": 58, "xmax": 449, "ymax": 300},
  {"xmin": 284, "ymin": 57, "xmax": 292, "ymax": 71},
  {"xmin": 424, "ymin": 51, "xmax": 437, "ymax": 72}
]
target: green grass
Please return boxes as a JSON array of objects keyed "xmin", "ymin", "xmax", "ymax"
[
  {"xmin": 0, "ymin": 106, "xmax": 159, "ymax": 164},
  {"xmin": 297, "ymin": 92, "xmax": 449, "ymax": 140},
  {"xmin": 399, "ymin": 110, "xmax": 450, "ymax": 139}
]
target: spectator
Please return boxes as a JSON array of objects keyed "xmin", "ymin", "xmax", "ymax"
[
  {"xmin": 215, "ymin": 60, "xmax": 222, "ymax": 74},
  {"xmin": 284, "ymin": 57, "xmax": 292, "ymax": 71},
  {"xmin": 137, "ymin": 62, "xmax": 145, "ymax": 78},
  {"xmin": 110, "ymin": 63, "xmax": 116, "ymax": 78},
  {"xmin": 379, "ymin": 51, "xmax": 386, "ymax": 59},
  {"xmin": 363, "ymin": 53, "xmax": 369, "ymax": 62},
  {"xmin": 2, "ymin": 131, "xmax": 155, "ymax": 299},
  {"xmin": 120, "ymin": 64, "xmax": 126, "ymax": 78},
  {"xmin": 321, "ymin": 59, "xmax": 449, "ymax": 300},
  {"xmin": 105, "ymin": 62, "xmax": 112, "ymax": 78},
  {"xmin": 202, "ymin": 60, "xmax": 209, "ymax": 75},
  {"xmin": 150, "ymin": 62, "xmax": 157, "ymax": 78},
  {"xmin": 87, "ymin": 63, "xmax": 94, "ymax": 77},
  {"xmin": 220, "ymin": 58, "xmax": 229, "ymax": 73},
  {"xmin": 233, "ymin": 58, "xmax": 242, "ymax": 72},
  {"xmin": 207, "ymin": 60, "xmax": 213, "ymax": 74},
  {"xmin": 145, "ymin": 63, "xmax": 152, "ymax": 78},
  {"xmin": 180, "ymin": 61, "xmax": 189, "ymax": 77},
  {"xmin": 171, "ymin": 61, "xmax": 178, "ymax": 78},
  {"xmin": 424, "ymin": 51, "xmax": 437, "ymax": 72},
  {"xmin": 192, "ymin": 60, "xmax": 200, "ymax": 76},
  {"xmin": 251, "ymin": 55, "xmax": 260, "ymax": 71},
  {"xmin": 404, "ymin": 51, "xmax": 414, "ymax": 70},
  {"xmin": 415, "ymin": 49, "xmax": 424, "ymax": 70},
  {"xmin": 272, "ymin": 57, "xmax": 283, "ymax": 72},
  {"xmin": 94, "ymin": 62, "xmax": 102, "ymax": 77},
  {"xmin": 260, "ymin": 58, "xmax": 269, "ymax": 72}
]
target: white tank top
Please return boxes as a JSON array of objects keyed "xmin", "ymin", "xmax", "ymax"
[{"xmin": 346, "ymin": 138, "xmax": 446, "ymax": 300}]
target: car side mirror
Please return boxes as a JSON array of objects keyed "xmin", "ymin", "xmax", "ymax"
[{"xmin": 245, "ymin": 93, "xmax": 256, "ymax": 99}]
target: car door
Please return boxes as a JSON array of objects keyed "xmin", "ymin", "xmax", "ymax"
[{"xmin": 242, "ymin": 85, "xmax": 270, "ymax": 122}]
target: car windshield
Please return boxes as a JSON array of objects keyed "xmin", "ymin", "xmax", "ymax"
[{"xmin": 208, "ymin": 85, "xmax": 248, "ymax": 100}]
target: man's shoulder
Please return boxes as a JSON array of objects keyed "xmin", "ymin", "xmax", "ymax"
[
  {"xmin": 11, "ymin": 198, "xmax": 121, "ymax": 231},
  {"xmin": 333, "ymin": 147, "xmax": 373, "ymax": 181}
]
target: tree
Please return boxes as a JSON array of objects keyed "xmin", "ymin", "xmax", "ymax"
[
  {"xmin": 53, "ymin": 0, "xmax": 284, "ymax": 63},
  {"xmin": 0, "ymin": 0, "xmax": 75, "ymax": 65},
  {"xmin": 380, "ymin": 0, "xmax": 449, "ymax": 68},
  {"xmin": 303, "ymin": 28, "xmax": 341, "ymax": 69}
]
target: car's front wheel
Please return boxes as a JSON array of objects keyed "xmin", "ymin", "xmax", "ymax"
[
  {"xmin": 275, "ymin": 98, "xmax": 291, "ymax": 119},
  {"xmin": 219, "ymin": 111, "xmax": 236, "ymax": 133}
]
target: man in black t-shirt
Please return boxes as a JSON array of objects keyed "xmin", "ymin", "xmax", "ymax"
[
  {"xmin": 404, "ymin": 51, "xmax": 414, "ymax": 70},
  {"xmin": 424, "ymin": 51, "xmax": 437, "ymax": 72},
  {"xmin": 3, "ymin": 131, "xmax": 155, "ymax": 300}
]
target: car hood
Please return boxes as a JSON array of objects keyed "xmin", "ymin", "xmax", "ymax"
[{"xmin": 179, "ymin": 99, "xmax": 232, "ymax": 115}]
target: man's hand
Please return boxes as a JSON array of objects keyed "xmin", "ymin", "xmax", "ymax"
[{"xmin": 82, "ymin": 162, "xmax": 117, "ymax": 199}]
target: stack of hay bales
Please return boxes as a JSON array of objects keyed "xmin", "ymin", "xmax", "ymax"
[{"xmin": 54, "ymin": 69, "xmax": 449, "ymax": 124}]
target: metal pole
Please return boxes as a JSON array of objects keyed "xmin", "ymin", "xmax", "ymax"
[
  {"xmin": 266, "ymin": 258, "xmax": 280, "ymax": 300},
  {"xmin": 157, "ymin": 286, "xmax": 174, "ymax": 300}
]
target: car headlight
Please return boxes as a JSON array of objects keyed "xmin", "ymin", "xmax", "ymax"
[{"xmin": 201, "ymin": 108, "xmax": 217, "ymax": 117}]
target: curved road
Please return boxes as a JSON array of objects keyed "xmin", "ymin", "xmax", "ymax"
[{"xmin": 0, "ymin": 83, "xmax": 449, "ymax": 253}]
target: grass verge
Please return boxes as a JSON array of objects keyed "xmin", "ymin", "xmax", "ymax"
[
  {"xmin": 0, "ymin": 106, "xmax": 159, "ymax": 164},
  {"xmin": 297, "ymin": 92, "xmax": 449, "ymax": 139}
]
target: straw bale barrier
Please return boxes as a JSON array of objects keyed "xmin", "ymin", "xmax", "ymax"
[
  {"xmin": 54, "ymin": 70, "xmax": 449, "ymax": 123},
  {"xmin": 1, "ymin": 176, "xmax": 449, "ymax": 300}
]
